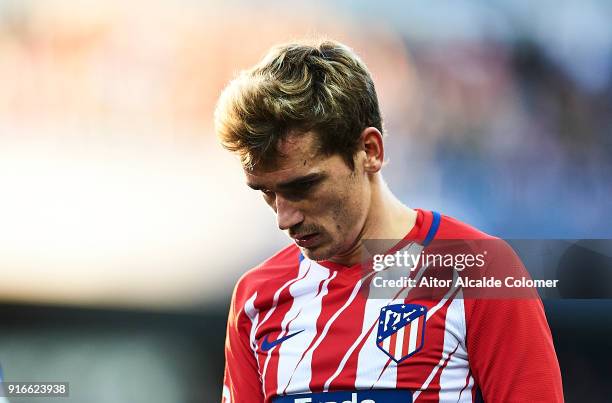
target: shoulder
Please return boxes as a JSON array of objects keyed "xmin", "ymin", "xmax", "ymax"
[
  {"xmin": 428, "ymin": 211, "xmax": 523, "ymax": 277},
  {"xmin": 435, "ymin": 211, "xmax": 494, "ymax": 240},
  {"xmin": 434, "ymin": 211, "xmax": 519, "ymax": 259}
]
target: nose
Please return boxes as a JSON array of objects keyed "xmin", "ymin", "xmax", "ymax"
[{"xmin": 275, "ymin": 195, "xmax": 304, "ymax": 231}]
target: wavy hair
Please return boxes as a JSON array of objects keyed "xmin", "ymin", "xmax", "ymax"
[{"xmin": 214, "ymin": 40, "xmax": 383, "ymax": 170}]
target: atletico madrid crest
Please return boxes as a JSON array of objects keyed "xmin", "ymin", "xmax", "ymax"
[{"xmin": 376, "ymin": 303, "xmax": 427, "ymax": 363}]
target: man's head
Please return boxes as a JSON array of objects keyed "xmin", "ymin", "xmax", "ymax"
[{"xmin": 215, "ymin": 40, "xmax": 386, "ymax": 261}]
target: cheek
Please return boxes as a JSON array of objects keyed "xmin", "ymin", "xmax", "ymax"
[
  {"xmin": 308, "ymin": 173, "xmax": 368, "ymax": 236},
  {"xmin": 326, "ymin": 185, "xmax": 366, "ymax": 236}
]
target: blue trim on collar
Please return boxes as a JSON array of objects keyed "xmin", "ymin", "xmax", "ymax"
[{"xmin": 423, "ymin": 211, "xmax": 441, "ymax": 246}]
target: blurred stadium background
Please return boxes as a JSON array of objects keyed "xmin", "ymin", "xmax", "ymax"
[{"xmin": 0, "ymin": 0, "xmax": 610, "ymax": 402}]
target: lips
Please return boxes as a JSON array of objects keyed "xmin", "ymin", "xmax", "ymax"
[{"xmin": 293, "ymin": 233, "xmax": 320, "ymax": 248}]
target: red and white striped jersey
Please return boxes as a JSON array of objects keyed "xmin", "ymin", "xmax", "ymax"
[{"xmin": 222, "ymin": 209, "xmax": 563, "ymax": 403}]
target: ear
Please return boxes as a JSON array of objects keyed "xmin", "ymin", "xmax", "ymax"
[{"xmin": 360, "ymin": 127, "xmax": 384, "ymax": 173}]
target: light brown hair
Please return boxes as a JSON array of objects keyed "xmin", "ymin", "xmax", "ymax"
[{"xmin": 214, "ymin": 40, "xmax": 383, "ymax": 170}]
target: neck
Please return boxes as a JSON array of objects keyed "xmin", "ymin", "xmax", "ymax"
[{"xmin": 329, "ymin": 175, "xmax": 417, "ymax": 266}]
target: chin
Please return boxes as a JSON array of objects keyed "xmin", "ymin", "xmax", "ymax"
[{"xmin": 300, "ymin": 244, "xmax": 335, "ymax": 262}]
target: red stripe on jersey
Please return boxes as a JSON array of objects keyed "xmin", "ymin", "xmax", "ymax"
[
  {"xmin": 323, "ymin": 260, "xmax": 432, "ymax": 392},
  {"xmin": 251, "ymin": 251, "xmax": 306, "ymax": 399},
  {"xmin": 324, "ymin": 311, "xmax": 377, "ymax": 391},
  {"xmin": 395, "ymin": 296, "xmax": 456, "ymax": 396},
  {"xmin": 415, "ymin": 316, "xmax": 424, "ymax": 352},
  {"xmin": 402, "ymin": 321, "xmax": 411, "ymax": 358},
  {"xmin": 307, "ymin": 273, "xmax": 370, "ymax": 391},
  {"xmin": 281, "ymin": 269, "xmax": 338, "ymax": 394},
  {"xmin": 263, "ymin": 269, "xmax": 317, "ymax": 397}
]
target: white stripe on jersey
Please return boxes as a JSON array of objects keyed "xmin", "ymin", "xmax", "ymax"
[
  {"xmin": 276, "ymin": 260, "xmax": 332, "ymax": 395},
  {"xmin": 256, "ymin": 266, "xmax": 309, "ymax": 338},
  {"xmin": 284, "ymin": 271, "xmax": 364, "ymax": 392},
  {"xmin": 319, "ymin": 266, "xmax": 387, "ymax": 392},
  {"xmin": 282, "ymin": 268, "xmax": 338, "ymax": 393},
  {"xmin": 413, "ymin": 286, "xmax": 467, "ymax": 402},
  {"xmin": 414, "ymin": 341, "xmax": 460, "ymax": 402},
  {"xmin": 394, "ymin": 322, "xmax": 406, "ymax": 360},
  {"xmin": 245, "ymin": 292, "xmax": 259, "ymax": 351},
  {"xmin": 407, "ymin": 315, "xmax": 420, "ymax": 355},
  {"xmin": 438, "ymin": 293, "xmax": 471, "ymax": 402},
  {"xmin": 261, "ymin": 264, "xmax": 312, "ymax": 386},
  {"xmin": 382, "ymin": 329, "xmax": 391, "ymax": 352},
  {"xmin": 244, "ymin": 292, "xmax": 265, "ymax": 395},
  {"xmin": 458, "ymin": 371, "xmax": 475, "ymax": 402}
]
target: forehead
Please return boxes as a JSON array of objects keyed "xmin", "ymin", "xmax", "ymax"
[
  {"xmin": 244, "ymin": 131, "xmax": 326, "ymax": 185},
  {"xmin": 276, "ymin": 131, "xmax": 321, "ymax": 164}
]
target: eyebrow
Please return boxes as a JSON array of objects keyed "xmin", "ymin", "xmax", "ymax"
[{"xmin": 247, "ymin": 173, "xmax": 325, "ymax": 191}]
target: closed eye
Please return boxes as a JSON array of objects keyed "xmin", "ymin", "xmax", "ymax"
[
  {"xmin": 249, "ymin": 173, "xmax": 326, "ymax": 200},
  {"xmin": 281, "ymin": 180, "xmax": 319, "ymax": 200}
]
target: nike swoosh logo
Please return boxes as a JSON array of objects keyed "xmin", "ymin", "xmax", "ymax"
[{"xmin": 261, "ymin": 329, "xmax": 305, "ymax": 351}]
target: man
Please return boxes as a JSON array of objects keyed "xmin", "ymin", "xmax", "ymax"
[{"xmin": 215, "ymin": 40, "xmax": 563, "ymax": 402}]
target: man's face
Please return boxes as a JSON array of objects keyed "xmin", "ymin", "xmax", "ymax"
[{"xmin": 245, "ymin": 132, "xmax": 371, "ymax": 262}]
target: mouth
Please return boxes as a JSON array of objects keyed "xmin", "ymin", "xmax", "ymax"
[{"xmin": 293, "ymin": 233, "xmax": 320, "ymax": 248}]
